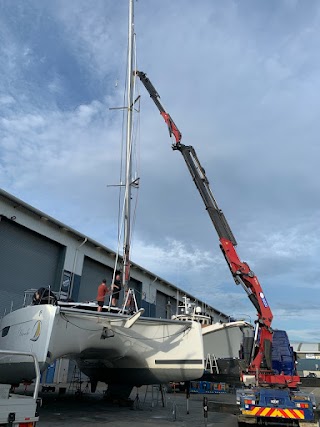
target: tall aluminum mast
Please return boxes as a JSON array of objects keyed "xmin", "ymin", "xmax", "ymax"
[{"xmin": 123, "ymin": 0, "xmax": 135, "ymax": 291}]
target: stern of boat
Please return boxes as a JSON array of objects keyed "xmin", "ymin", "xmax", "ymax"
[{"xmin": 0, "ymin": 304, "xmax": 58, "ymax": 383}]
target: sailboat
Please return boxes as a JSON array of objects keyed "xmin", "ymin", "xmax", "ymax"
[{"xmin": 0, "ymin": 0, "xmax": 204, "ymax": 391}]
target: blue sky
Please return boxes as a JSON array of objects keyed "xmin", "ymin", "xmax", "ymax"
[{"xmin": 0, "ymin": 0, "xmax": 319, "ymax": 343}]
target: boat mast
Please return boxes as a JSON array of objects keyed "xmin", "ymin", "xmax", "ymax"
[{"xmin": 123, "ymin": 0, "xmax": 134, "ymax": 291}]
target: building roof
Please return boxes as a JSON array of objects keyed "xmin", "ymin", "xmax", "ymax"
[
  {"xmin": 0, "ymin": 187, "xmax": 229, "ymax": 319},
  {"xmin": 292, "ymin": 343, "xmax": 320, "ymax": 353}
]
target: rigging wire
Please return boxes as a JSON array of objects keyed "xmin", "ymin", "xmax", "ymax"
[
  {"xmin": 111, "ymin": 25, "xmax": 141, "ymax": 289},
  {"xmin": 111, "ymin": 19, "xmax": 131, "ymax": 289},
  {"xmin": 59, "ymin": 312, "xmax": 191, "ymax": 340},
  {"xmin": 129, "ymin": 31, "xmax": 141, "ymax": 260},
  {"xmin": 118, "ymin": 30, "xmax": 141, "ymax": 279}
]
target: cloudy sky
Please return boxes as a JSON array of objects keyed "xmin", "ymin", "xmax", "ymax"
[{"xmin": 0, "ymin": 0, "xmax": 319, "ymax": 343}]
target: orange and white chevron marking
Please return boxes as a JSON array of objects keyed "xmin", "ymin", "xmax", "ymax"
[{"xmin": 242, "ymin": 407, "xmax": 305, "ymax": 419}]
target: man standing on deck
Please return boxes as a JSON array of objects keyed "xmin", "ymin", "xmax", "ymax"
[
  {"xmin": 111, "ymin": 272, "xmax": 122, "ymax": 307},
  {"xmin": 96, "ymin": 279, "xmax": 109, "ymax": 312}
]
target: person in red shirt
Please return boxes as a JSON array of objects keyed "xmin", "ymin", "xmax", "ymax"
[{"xmin": 96, "ymin": 279, "xmax": 109, "ymax": 312}]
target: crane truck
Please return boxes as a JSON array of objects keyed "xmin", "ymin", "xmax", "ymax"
[{"xmin": 135, "ymin": 70, "xmax": 318, "ymax": 426}]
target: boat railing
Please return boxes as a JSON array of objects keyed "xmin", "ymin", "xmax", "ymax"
[
  {"xmin": 22, "ymin": 286, "xmax": 141, "ymax": 314},
  {"xmin": 23, "ymin": 288, "xmax": 60, "ymax": 307}
]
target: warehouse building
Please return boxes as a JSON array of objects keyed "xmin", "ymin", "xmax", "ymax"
[
  {"xmin": 292, "ymin": 343, "xmax": 320, "ymax": 378},
  {"xmin": 0, "ymin": 188, "xmax": 229, "ymax": 322}
]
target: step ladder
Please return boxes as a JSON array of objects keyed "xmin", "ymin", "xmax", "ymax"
[
  {"xmin": 68, "ymin": 365, "xmax": 83, "ymax": 395},
  {"xmin": 205, "ymin": 353, "xmax": 219, "ymax": 374},
  {"xmin": 143, "ymin": 384, "xmax": 167, "ymax": 408},
  {"xmin": 120, "ymin": 288, "xmax": 139, "ymax": 314}
]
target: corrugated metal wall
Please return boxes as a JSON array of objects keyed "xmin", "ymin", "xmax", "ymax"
[
  {"xmin": 79, "ymin": 256, "xmax": 114, "ymax": 303},
  {"xmin": 141, "ymin": 300, "xmax": 156, "ymax": 317},
  {"xmin": 0, "ymin": 217, "xmax": 64, "ymax": 316},
  {"xmin": 128, "ymin": 277, "xmax": 142, "ymax": 307},
  {"xmin": 79, "ymin": 256, "xmax": 142, "ymax": 308},
  {"xmin": 156, "ymin": 290, "xmax": 176, "ymax": 319}
]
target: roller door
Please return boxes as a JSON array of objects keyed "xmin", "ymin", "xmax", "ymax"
[
  {"xmin": 156, "ymin": 291, "xmax": 176, "ymax": 319},
  {"xmin": 79, "ymin": 257, "xmax": 142, "ymax": 308},
  {"xmin": 0, "ymin": 217, "xmax": 65, "ymax": 316},
  {"xmin": 128, "ymin": 277, "xmax": 142, "ymax": 307},
  {"xmin": 79, "ymin": 257, "xmax": 114, "ymax": 303}
]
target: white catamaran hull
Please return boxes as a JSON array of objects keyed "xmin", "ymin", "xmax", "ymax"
[
  {"xmin": 202, "ymin": 321, "xmax": 253, "ymax": 359},
  {"xmin": 0, "ymin": 304, "xmax": 204, "ymax": 386},
  {"xmin": 202, "ymin": 321, "xmax": 254, "ymax": 378}
]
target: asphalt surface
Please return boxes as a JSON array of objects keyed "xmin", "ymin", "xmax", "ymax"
[
  {"xmin": 36, "ymin": 386, "xmax": 239, "ymax": 427},
  {"xmin": 14, "ymin": 383, "xmax": 320, "ymax": 426}
]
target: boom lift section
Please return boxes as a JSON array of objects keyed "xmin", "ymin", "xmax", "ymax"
[{"xmin": 136, "ymin": 71, "xmax": 299, "ymax": 388}]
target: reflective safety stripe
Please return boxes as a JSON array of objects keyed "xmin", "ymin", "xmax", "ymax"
[{"xmin": 242, "ymin": 407, "xmax": 305, "ymax": 419}]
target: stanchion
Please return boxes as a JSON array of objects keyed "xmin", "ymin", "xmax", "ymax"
[
  {"xmin": 132, "ymin": 387, "xmax": 142, "ymax": 410},
  {"xmin": 185, "ymin": 381, "xmax": 190, "ymax": 414},
  {"xmin": 160, "ymin": 384, "xmax": 166, "ymax": 407},
  {"xmin": 172, "ymin": 401, "xmax": 177, "ymax": 421},
  {"xmin": 203, "ymin": 396, "xmax": 208, "ymax": 427}
]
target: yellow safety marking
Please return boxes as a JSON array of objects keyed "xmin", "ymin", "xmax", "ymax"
[
  {"xmin": 242, "ymin": 407, "xmax": 304, "ymax": 420},
  {"xmin": 261, "ymin": 407, "xmax": 271, "ymax": 416},
  {"xmin": 291, "ymin": 409, "xmax": 304, "ymax": 419}
]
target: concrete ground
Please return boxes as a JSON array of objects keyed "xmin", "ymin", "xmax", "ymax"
[
  {"xmin": 36, "ymin": 385, "xmax": 239, "ymax": 427},
  {"xmin": 15, "ymin": 383, "xmax": 320, "ymax": 426}
]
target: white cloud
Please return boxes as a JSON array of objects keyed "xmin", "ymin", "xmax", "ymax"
[
  {"xmin": 50, "ymin": 0, "xmax": 127, "ymax": 78},
  {"xmin": 286, "ymin": 329, "xmax": 320, "ymax": 343},
  {"xmin": 0, "ymin": 95, "xmax": 15, "ymax": 106},
  {"xmin": 0, "ymin": 0, "xmax": 320, "ymax": 342},
  {"xmin": 131, "ymin": 237, "xmax": 223, "ymax": 278},
  {"xmin": 48, "ymin": 74, "xmax": 64, "ymax": 95},
  {"xmin": 244, "ymin": 219, "xmax": 320, "ymax": 260}
]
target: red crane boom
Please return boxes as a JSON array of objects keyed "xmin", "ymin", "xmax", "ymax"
[{"xmin": 136, "ymin": 70, "xmax": 299, "ymax": 388}]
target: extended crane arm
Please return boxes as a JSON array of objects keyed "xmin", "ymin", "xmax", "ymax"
[
  {"xmin": 136, "ymin": 73, "xmax": 236, "ymax": 242},
  {"xmin": 135, "ymin": 71, "xmax": 182, "ymax": 145},
  {"xmin": 174, "ymin": 143, "xmax": 274, "ymax": 373},
  {"xmin": 135, "ymin": 70, "xmax": 279, "ymax": 375}
]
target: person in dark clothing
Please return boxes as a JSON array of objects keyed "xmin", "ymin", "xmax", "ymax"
[
  {"xmin": 111, "ymin": 272, "xmax": 122, "ymax": 307},
  {"xmin": 32, "ymin": 288, "xmax": 44, "ymax": 305},
  {"xmin": 32, "ymin": 287, "xmax": 57, "ymax": 305}
]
